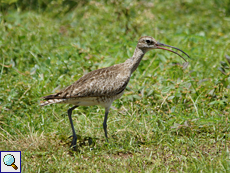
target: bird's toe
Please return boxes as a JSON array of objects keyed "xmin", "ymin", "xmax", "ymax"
[{"xmin": 70, "ymin": 135, "xmax": 77, "ymax": 150}]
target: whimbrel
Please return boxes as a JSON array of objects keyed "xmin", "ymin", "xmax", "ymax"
[{"xmin": 40, "ymin": 36, "xmax": 190, "ymax": 150}]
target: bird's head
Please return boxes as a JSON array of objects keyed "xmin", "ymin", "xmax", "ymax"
[{"xmin": 137, "ymin": 36, "xmax": 190, "ymax": 62}]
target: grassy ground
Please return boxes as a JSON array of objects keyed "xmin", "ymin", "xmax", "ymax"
[{"xmin": 1, "ymin": 0, "xmax": 230, "ymax": 172}]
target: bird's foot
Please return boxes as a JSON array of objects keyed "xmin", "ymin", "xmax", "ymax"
[{"xmin": 70, "ymin": 135, "xmax": 77, "ymax": 151}]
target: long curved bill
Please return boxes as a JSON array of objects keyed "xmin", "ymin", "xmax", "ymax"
[{"xmin": 156, "ymin": 42, "xmax": 190, "ymax": 62}]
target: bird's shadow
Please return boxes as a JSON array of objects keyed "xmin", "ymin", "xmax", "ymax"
[
  {"xmin": 60, "ymin": 134, "xmax": 99, "ymax": 153},
  {"xmin": 60, "ymin": 134, "xmax": 147, "ymax": 154}
]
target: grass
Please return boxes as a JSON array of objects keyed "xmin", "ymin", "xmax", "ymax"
[{"xmin": 1, "ymin": 0, "xmax": 230, "ymax": 172}]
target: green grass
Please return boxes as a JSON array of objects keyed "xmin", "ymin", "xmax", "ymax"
[{"xmin": 1, "ymin": 0, "xmax": 230, "ymax": 172}]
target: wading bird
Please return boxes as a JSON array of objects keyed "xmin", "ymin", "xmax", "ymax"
[{"xmin": 40, "ymin": 36, "xmax": 190, "ymax": 150}]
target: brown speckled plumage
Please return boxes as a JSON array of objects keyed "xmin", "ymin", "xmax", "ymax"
[
  {"xmin": 40, "ymin": 63, "xmax": 130, "ymax": 107},
  {"xmin": 40, "ymin": 36, "xmax": 190, "ymax": 150}
]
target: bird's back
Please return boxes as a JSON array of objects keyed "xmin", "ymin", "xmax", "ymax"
[{"xmin": 40, "ymin": 62, "xmax": 131, "ymax": 107}]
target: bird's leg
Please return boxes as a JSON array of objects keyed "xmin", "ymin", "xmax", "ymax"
[
  {"xmin": 103, "ymin": 108, "xmax": 109, "ymax": 142},
  {"xmin": 68, "ymin": 105, "xmax": 78, "ymax": 150}
]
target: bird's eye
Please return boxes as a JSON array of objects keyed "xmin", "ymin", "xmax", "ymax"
[{"xmin": 146, "ymin": 40, "xmax": 151, "ymax": 44}]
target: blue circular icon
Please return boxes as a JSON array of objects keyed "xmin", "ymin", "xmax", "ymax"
[{"xmin": 3, "ymin": 154, "xmax": 15, "ymax": 166}]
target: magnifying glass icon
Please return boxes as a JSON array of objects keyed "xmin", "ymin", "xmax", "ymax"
[{"xmin": 3, "ymin": 154, "xmax": 18, "ymax": 170}]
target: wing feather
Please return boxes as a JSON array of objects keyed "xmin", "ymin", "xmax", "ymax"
[{"xmin": 43, "ymin": 63, "xmax": 130, "ymax": 100}]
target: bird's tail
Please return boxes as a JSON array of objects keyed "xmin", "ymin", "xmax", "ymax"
[{"xmin": 40, "ymin": 99, "xmax": 64, "ymax": 106}]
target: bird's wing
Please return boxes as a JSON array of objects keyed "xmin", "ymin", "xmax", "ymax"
[{"xmin": 42, "ymin": 64, "xmax": 130, "ymax": 100}]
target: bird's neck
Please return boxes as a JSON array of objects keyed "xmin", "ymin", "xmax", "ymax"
[{"xmin": 125, "ymin": 47, "xmax": 146, "ymax": 74}]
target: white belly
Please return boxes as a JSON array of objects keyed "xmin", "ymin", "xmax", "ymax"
[{"xmin": 60, "ymin": 90, "xmax": 125, "ymax": 108}]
